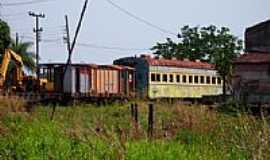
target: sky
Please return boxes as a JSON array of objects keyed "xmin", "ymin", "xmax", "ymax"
[{"xmin": 0, "ymin": 0, "xmax": 270, "ymax": 64}]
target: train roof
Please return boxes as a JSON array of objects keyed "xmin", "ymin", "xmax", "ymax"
[
  {"xmin": 98, "ymin": 65, "xmax": 135, "ymax": 70},
  {"xmin": 234, "ymin": 52, "xmax": 270, "ymax": 64},
  {"xmin": 145, "ymin": 57, "xmax": 215, "ymax": 70},
  {"xmin": 39, "ymin": 63, "xmax": 98, "ymax": 68},
  {"xmin": 115, "ymin": 55, "xmax": 215, "ymax": 70},
  {"xmin": 40, "ymin": 63, "xmax": 134, "ymax": 70}
]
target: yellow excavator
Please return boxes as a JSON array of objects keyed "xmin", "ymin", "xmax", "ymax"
[
  {"xmin": 0, "ymin": 49, "xmax": 50, "ymax": 93},
  {"xmin": 0, "ymin": 49, "xmax": 24, "ymax": 91}
]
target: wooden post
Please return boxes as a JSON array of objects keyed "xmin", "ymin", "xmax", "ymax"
[
  {"xmin": 148, "ymin": 103, "xmax": 154, "ymax": 138},
  {"xmin": 130, "ymin": 103, "xmax": 134, "ymax": 119},
  {"xmin": 134, "ymin": 103, "xmax": 138, "ymax": 124},
  {"xmin": 50, "ymin": 104, "xmax": 57, "ymax": 121}
]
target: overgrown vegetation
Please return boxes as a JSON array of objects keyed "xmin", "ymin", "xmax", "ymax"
[{"xmin": 0, "ymin": 101, "xmax": 269, "ymax": 159}]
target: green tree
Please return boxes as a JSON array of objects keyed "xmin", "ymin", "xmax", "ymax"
[
  {"xmin": 10, "ymin": 40, "xmax": 36, "ymax": 72},
  {"xmin": 152, "ymin": 25, "xmax": 243, "ymax": 99},
  {"xmin": 0, "ymin": 19, "xmax": 11, "ymax": 54},
  {"xmin": 3, "ymin": 40, "xmax": 36, "ymax": 90}
]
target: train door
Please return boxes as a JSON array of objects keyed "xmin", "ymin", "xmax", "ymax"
[
  {"xmin": 79, "ymin": 67, "xmax": 90, "ymax": 94},
  {"xmin": 54, "ymin": 66, "xmax": 63, "ymax": 93},
  {"xmin": 76, "ymin": 68, "xmax": 80, "ymax": 93}
]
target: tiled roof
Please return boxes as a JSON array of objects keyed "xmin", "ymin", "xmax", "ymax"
[
  {"xmin": 142, "ymin": 57, "xmax": 215, "ymax": 70},
  {"xmin": 234, "ymin": 52, "xmax": 270, "ymax": 64}
]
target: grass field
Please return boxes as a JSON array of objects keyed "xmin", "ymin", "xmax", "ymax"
[{"xmin": 0, "ymin": 98, "xmax": 269, "ymax": 159}]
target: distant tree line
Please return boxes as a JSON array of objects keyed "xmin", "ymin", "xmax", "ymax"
[
  {"xmin": 0, "ymin": 19, "xmax": 35, "ymax": 72},
  {"xmin": 152, "ymin": 25, "xmax": 243, "ymax": 99},
  {"xmin": 0, "ymin": 19, "xmax": 36, "ymax": 89}
]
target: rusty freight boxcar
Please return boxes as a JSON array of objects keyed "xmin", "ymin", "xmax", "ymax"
[
  {"xmin": 95, "ymin": 65, "xmax": 135, "ymax": 97},
  {"xmin": 39, "ymin": 63, "xmax": 135, "ymax": 100},
  {"xmin": 40, "ymin": 63, "xmax": 97, "ymax": 96}
]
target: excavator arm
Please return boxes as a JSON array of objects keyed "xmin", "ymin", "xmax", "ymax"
[{"xmin": 0, "ymin": 49, "xmax": 23, "ymax": 89}]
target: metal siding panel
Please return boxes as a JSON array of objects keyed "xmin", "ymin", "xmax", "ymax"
[
  {"xmin": 100, "ymin": 70, "xmax": 105, "ymax": 93},
  {"xmin": 93, "ymin": 69, "xmax": 97, "ymax": 92},
  {"xmin": 63, "ymin": 66, "xmax": 74, "ymax": 94},
  {"xmin": 105, "ymin": 70, "xmax": 109, "ymax": 93},
  {"xmin": 112, "ymin": 70, "xmax": 118, "ymax": 94},
  {"xmin": 72, "ymin": 68, "xmax": 76, "ymax": 94},
  {"xmin": 109, "ymin": 71, "xmax": 113, "ymax": 93},
  {"xmin": 100, "ymin": 70, "xmax": 104, "ymax": 94},
  {"xmin": 97, "ymin": 70, "xmax": 101, "ymax": 94},
  {"xmin": 148, "ymin": 84, "xmax": 222, "ymax": 99},
  {"xmin": 79, "ymin": 69, "xmax": 89, "ymax": 93}
]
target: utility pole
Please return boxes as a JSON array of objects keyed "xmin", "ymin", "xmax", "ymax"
[
  {"xmin": 15, "ymin": 33, "xmax": 19, "ymax": 46},
  {"xmin": 28, "ymin": 11, "xmax": 45, "ymax": 87},
  {"xmin": 63, "ymin": 0, "xmax": 89, "ymax": 77},
  {"xmin": 64, "ymin": 15, "xmax": 72, "ymax": 61}
]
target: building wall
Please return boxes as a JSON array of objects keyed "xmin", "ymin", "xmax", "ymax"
[
  {"xmin": 234, "ymin": 64, "xmax": 270, "ymax": 81},
  {"xmin": 233, "ymin": 63, "xmax": 270, "ymax": 104},
  {"xmin": 245, "ymin": 20, "xmax": 270, "ymax": 52}
]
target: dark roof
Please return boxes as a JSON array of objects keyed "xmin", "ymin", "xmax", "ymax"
[
  {"xmin": 39, "ymin": 63, "xmax": 98, "ymax": 68},
  {"xmin": 234, "ymin": 52, "xmax": 270, "ymax": 64},
  {"xmin": 246, "ymin": 19, "xmax": 270, "ymax": 32},
  {"xmin": 142, "ymin": 56, "xmax": 215, "ymax": 70},
  {"xmin": 98, "ymin": 65, "xmax": 134, "ymax": 70}
]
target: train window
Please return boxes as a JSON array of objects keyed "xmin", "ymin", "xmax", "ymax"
[
  {"xmin": 194, "ymin": 76, "xmax": 199, "ymax": 84},
  {"xmin": 189, "ymin": 75, "xmax": 193, "ymax": 84},
  {"xmin": 200, "ymin": 76, "xmax": 205, "ymax": 84},
  {"xmin": 176, "ymin": 75, "xmax": 180, "ymax": 83},
  {"xmin": 151, "ymin": 73, "xmax": 156, "ymax": 82},
  {"xmin": 156, "ymin": 74, "xmax": 161, "ymax": 82},
  {"xmin": 182, "ymin": 75, "xmax": 187, "ymax": 83},
  {"xmin": 169, "ymin": 74, "xmax": 174, "ymax": 82},
  {"xmin": 218, "ymin": 77, "xmax": 222, "ymax": 84},
  {"xmin": 206, "ymin": 76, "xmax": 211, "ymax": 84},
  {"xmin": 163, "ymin": 74, "xmax": 168, "ymax": 82},
  {"xmin": 212, "ymin": 77, "xmax": 216, "ymax": 84},
  {"xmin": 129, "ymin": 74, "xmax": 133, "ymax": 82}
]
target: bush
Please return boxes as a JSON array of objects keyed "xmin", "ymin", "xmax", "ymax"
[
  {"xmin": 218, "ymin": 97, "xmax": 246, "ymax": 114},
  {"xmin": 0, "ymin": 97, "xmax": 27, "ymax": 115}
]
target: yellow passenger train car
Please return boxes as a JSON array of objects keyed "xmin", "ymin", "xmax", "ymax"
[{"xmin": 114, "ymin": 55, "xmax": 223, "ymax": 99}]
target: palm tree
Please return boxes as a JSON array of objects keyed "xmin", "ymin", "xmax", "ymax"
[
  {"xmin": 10, "ymin": 40, "xmax": 36, "ymax": 73},
  {"xmin": 0, "ymin": 40, "xmax": 36, "ymax": 90}
]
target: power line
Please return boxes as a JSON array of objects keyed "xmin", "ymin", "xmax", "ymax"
[
  {"xmin": 77, "ymin": 42, "xmax": 150, "ymax": 51},
  {"xmin": 20, "ymin": 35, "xmax": 60, "ymax": 41},
  {"xmin": 0, "ymin": 0, "xmax": 55, "ymax": 6},
  {"xmin": 0, "ymin": 12, "xmax": 27, "ymax": 17},
  {"xmin": 104, "ymin": 0, "xmax": 177, "ymax": 36}
]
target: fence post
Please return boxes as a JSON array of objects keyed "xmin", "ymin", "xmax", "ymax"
[
  {"xmin": 148, "ymin": 103, "xmax": 154, "ymax": 138},
  {"xmin": 130, "ymin": 103, "xmax": 134, "ymax": 119},
  {"xmin": 50, "ymin": 104, "xmax": 57, "ymax": 121},
  {"xmin": 134, "ymin": 103, "xmax": 138, "ymax": 125}
]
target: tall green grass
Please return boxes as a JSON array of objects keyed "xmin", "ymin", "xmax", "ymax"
[{"xmin": 0, "ymin": 101, "xmax": 269, "ymax": 159}]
